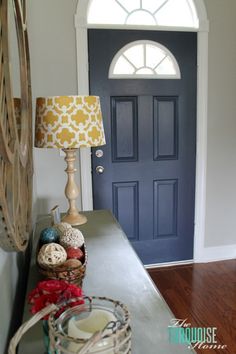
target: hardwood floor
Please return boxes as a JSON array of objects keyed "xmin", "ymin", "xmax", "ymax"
[{"xmin": 148, "ymin": 260, "xmax": 236, "ymax": 354}]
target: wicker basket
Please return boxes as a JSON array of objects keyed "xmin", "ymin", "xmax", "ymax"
[{"xmin": 37, "ymin": 243, "xmax": 88, "ymax": 286}]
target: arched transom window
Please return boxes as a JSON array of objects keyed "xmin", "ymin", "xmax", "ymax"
[
  {"xmin": 87, "ymin": 0, "xmax": 199, "ymax": 28},
  {"xmin": 109, "ymin": 40, "xmax": 181, "ymax": 79}
]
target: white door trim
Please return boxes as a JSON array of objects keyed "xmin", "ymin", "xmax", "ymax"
[{"xmin": 75, "ymin": 0, "xmax": 209, "ymax": 262}]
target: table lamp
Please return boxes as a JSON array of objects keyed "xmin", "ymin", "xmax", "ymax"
[{"xmin": 35, "ymin": 95, "xmax": 105, "ymax": 226}]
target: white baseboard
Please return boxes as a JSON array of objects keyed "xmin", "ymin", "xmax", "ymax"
[
  {"xmin": 194, "ymin": 244, "xmax": 236, "ymax": 263},
  {"xmin": 145, "ymin": 259, "xmax": 194, "ymax": 269},
  {"xmin": 145, "ymin": 245, "xmax": 236, "ymax": 268}
]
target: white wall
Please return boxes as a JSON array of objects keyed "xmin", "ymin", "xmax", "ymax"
[
  {"xmin": 28, "ymin": 0, "xmax": 80, "ymax": 216},
  {"xmin": 204, "ymin": 0, "xmax": 236, "ymax": 247}
]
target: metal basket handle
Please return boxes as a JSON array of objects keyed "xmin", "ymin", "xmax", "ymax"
[{"xmin": 8, "ymin": 303, "xmax": 58, "ymax": 354}]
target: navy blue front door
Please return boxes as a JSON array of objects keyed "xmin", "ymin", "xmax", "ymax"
[{"xmin": 89, "ymin": 30, "xmax": 197, "ymax": 264}]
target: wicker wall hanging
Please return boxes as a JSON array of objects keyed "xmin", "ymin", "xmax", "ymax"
[{"xmin": 0, "ymin": 0, "xmax": 33, "ymax": 251}]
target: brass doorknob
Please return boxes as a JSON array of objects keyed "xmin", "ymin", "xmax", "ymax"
[{"xmin": 96, "ymin": 165, "xmax": 104, "ymax": 174}]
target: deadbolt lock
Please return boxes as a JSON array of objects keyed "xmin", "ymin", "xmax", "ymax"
[{"xmin": 95, "ymin": 149, "xmax": 104, "ymax": 158}]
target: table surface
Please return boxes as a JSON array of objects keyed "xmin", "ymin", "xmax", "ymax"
[{"xmin": 18, "ymin": 210, "xmax": 193, "ymax": 354}]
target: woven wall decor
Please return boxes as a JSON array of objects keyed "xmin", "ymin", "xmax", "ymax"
[{"xmin": 0, "ymin": 0, "xmax": 33, "ymax": 251}]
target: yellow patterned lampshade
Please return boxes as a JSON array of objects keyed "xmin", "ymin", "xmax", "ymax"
[{"xmin": 35, "ymin": 95, "xmax": 106, "ymax": 149}]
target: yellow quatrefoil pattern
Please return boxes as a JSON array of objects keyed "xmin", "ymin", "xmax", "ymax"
[{"xmin": 35, "ymin": 96, "xmax": 106, "ymax": 148}]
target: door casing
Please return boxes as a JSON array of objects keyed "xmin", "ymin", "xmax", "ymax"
[{"xmin": 75, "ymin": 0, "xmax": 209, "ymax": 264}]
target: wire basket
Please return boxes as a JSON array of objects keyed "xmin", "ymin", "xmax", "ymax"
[
  {"xmin": 8, "ymin": 297, "xmax": 131, "ymax": 354},
  {"xmin": 37, "ymin": 244, "xmax": 88, "ymax": 286}
]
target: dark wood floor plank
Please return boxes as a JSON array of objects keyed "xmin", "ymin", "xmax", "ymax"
[{"xmin": 148, "ymin": 260, "xmax": 236, "ymax": 354}]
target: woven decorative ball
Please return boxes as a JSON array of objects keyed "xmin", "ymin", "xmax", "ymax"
[
  {"xmin": 53, "ymin": 222, "xmax": 72, "ymax": 236},
  {"xmin": 37, "ymin": 243, "xmax": 87, "ymax": 286},
  {"xmin": 37, "ymin": 243, "xmax": 67, "ymax": 268},
  {"xmin": 39, "ymin": 227, "xmax": 59, "ymax": 244},
  {"xmin": 66, "ymin": 247, "xmax": 84, "ymax": 260},
  {"xmin": 60, "ymin": 228, "xmax": 84, "ymax": 249}
]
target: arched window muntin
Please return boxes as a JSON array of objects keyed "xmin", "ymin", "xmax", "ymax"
[
  {"xmin": 109, "ymin": 40, "xmax": 181, "ymax": 79},
  {"xmin": 87, "ymin": 0, "xmax": 199, "ymax": 30}
]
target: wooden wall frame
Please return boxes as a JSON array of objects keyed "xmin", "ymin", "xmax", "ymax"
[{"xmin": 0, "ymin": 0, "xmax": 33, "ymax": 251}]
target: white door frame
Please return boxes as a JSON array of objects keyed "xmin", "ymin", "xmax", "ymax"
[{"xmin": 75, "ymin": 0, "xmax": 209, "ymax": 263}]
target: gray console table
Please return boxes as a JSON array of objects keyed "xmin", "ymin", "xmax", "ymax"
[{"xmin": 18, "ymin": 210, "xmax": 192, "ymax": 354}]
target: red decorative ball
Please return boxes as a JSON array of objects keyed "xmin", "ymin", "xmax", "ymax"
[{"xmin": 66, "ymin": 247, "xmax": 84, "ymax": 260}]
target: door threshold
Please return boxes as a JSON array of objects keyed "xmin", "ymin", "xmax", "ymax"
[{"xmin": 145, "ymin": 259, "xmax": 194, "ymax": 269}]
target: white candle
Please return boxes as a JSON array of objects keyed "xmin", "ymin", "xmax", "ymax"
[{"xmin": 67, "ymin": 309, "xmax": 117, "ymax": 353}]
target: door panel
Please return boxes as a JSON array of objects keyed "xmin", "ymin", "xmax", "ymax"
[
  {"xmin": 111, "ymin": 97, "xmax": 138, "ymax": 162},
  {"xmin": 89, "ymin": 29, "xmax": 197, "ymax": 264},
  {"xmin": 153, "ymin": 97, "xmax": 178, "ymax": 160},
  {"xmin": 112, "ymin": 181, "xmax": 139, "ymax": 241},
  {"xmin": 153, "ymin": 179, "xmax": 178, "ymax": 238}
]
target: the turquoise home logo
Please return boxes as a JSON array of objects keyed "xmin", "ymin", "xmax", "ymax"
[{"xmin": 168, "ymin": 319, "xmax": 227, "ymax": 351}]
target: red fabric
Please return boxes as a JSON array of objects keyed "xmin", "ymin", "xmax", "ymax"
[{"xmin": 28, "ymin": 279, "xmax": 84, "ymax": 319}]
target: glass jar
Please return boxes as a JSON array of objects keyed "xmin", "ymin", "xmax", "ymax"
[{"xmin": 48, "ymin": 297, "xmax": 131, "ymax": 354}]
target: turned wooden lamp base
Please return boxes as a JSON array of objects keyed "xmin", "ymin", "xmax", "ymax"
[
  {"xmin": 62, "ymin": 148, "xmax": 87, "ymax": 226},
  {"xmin": 62, "ymin": 212, "xmax": 87, "ymax": 226}
]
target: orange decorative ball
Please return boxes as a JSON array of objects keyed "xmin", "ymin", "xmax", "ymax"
[{"xmin": 66, "ymin": 247, "xmax": 84, "ymax": 260}]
